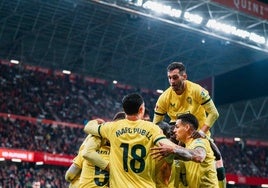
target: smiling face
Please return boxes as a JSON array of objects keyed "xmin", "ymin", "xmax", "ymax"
[{"xmin": 167, "ymin": 69, "xmax": 187, "ymax": 94}]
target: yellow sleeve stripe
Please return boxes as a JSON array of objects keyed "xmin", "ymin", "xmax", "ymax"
[
  {"xmin": 98, "ymin": 124, "xmax": 103, "ymax": 138},
  {"xmin": 201, "ymin": 98, "xmax": 211, "ymax": 105},
  {"xmin": 154, "ymin": 111, "xmax": 166, "ymax": 116},
  {"xmin": 154, "ymin": 136, "xmax": 167, "ymax": 145}
]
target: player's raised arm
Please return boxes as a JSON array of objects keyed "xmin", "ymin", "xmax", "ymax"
[{"xmin": 84, "ymin": 119, "xmax": 104, "ymax": 136}]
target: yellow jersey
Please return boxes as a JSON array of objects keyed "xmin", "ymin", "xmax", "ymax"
[
  {"xmin": 79, "ymin": 135, "xmax": 110, "ymax": 188},
  {"xmin": 154, "ymin": 80, "xmax": 210, "ymax": 126},
  {"xmin": 184, "ymin": 138, "xmax": 218, "ymax": 188},
  {"xmin": 99, "ymin": 119, "xmax": 167, "ymax": 188}
]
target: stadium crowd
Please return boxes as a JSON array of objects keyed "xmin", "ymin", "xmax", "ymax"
[
  {"xmin": 0, "ymin": 63, "xmax": 156, "ymax": 124},
  {"xmin": 0, "ymin": 63, "xmax": 267, "ymax": 187},
  {"xmin": 219, "ymin": 141, "xmax": 268, "ymax": 177},
  {"xmin": 0, "ymin": 161, "xmax": 68, "ymax": 187}
]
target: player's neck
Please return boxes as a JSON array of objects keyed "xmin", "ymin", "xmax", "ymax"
[
  {"xmin": 175, "ymin": 81, "xmax": 186, "ymax": 95},
  {"xmin": 126, "ymin": 114, "xmax": 140, "ymax": 121}
]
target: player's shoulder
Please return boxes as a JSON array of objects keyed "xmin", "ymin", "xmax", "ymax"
[
  {"xmin": 163, "ymin": 87, "xmax": 173, "ymax": 94},
  {"xmin": 143, "ymin": 120, "xmax": 157, "ymax": 126},
  {"xmin": 82, "ymin": 134, "xmax": 93, "ymax": 144},
  {"xmin": 83, "ymin": 134, "xmax": 100, "ymax": 144},
  {"xmin": 142, "ymin": 120, "xmax": 162, "ymax": 131},
  {"xmin": 102, "ymin": 120, "xmax": 117, "ymax": 126},
  {"xmin": 158, "ymin": 87, "xmax": 173, "ymax": 99},
  {"xmin": 187, "ymin": 80, "xmax": 209, "ymax": 94},
  {"xmin": 186, "ymin": 80, "xmax": 202, "ymax": 89},
  {"xmin": 100, "ymin": 119, "xmax": 125, "ymax": 130},
  {"xmin": 192, "ymin": 138, "xmax": 209, "ymax": 147}
]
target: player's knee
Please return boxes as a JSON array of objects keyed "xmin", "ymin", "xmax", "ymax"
[{"xmin": 216, "ymin": 167, "xmax": 226, "ymax": 181}]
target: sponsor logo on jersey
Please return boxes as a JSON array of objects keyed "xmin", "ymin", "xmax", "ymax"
[
  {"xmin": 170, "ymin": 103, "xmax": 175, "ymax": 107},
  {"xmin": 200, "ymin": 90, "xmax": 208, "ymax": 100}
]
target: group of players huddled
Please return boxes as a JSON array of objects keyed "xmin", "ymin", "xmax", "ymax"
[{"xmin": 65, "ymin": 62, "xmax": 226, "ymax": 188}]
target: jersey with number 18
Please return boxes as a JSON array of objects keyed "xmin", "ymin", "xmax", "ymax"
[{"xmin": 99, "ymin": 119, "xmax": 167, "ymax": 188}]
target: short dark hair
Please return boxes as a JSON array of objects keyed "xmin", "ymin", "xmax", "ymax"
[
  {"xmin": 156, "ymin": 121, "xmax": 171, "ymax": 138},
  {"xmin": 177, "ymin": 113, "xmax": 199, "ymax": 130},
  {"xmin": 122, "ymin": 93, "xmax": 144, "ymax": 115},
  {"xmin": 167, "ymin": 62, "xmax": 186, "ymax": 73}
]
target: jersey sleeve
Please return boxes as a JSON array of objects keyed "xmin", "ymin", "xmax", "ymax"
[
  {"xmin": 82, "ymin": 135, "xmax": 109, "ymax": 170},
  {"xmin": 153, "ymin": 94, "xmax": 167, "ymax": 123},
  {"xmin": 203, "ymin": 99, "xmax": 219, "ymax": 128},
  {"xmin": 84, "ymin": 120, "xmax": 101, "ymax": 136},
  {"xmin": 191, "ymin": 138, "xmax": 207, "ymax": 151},
  {"xmin": 195, "ymin": 84, "xmax": 219, "ymax": 128},
  {"xmin": 98, "ymin": 122, "xmax": 112, "ymax": 139},
  {"xmin": 196, "ymin": 85, "xmax": 210, "ymax": 105}
]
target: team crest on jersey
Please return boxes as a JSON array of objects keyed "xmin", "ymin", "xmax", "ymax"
[
  {"xmin": 186, "ymin": 97, "xmax": 192, "ymax": 104},
  {"xmin": 200, "ymin": 90, "xmax": 207, "ymax": 100},
  {"xmin": 194, "ymin": 138, "xmax": 205, "ymax": 146}
]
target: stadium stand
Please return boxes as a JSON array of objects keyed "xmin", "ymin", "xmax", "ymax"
[
  {"xmin": 0, "ymin": 62, "xmax": 268, "ymax": 187},
  {"xmin": 0, "ymin": 161, "xmax": 68, "ymax": 187}
]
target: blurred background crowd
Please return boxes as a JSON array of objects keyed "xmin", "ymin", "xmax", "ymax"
[{"xmin": 0, "ymin": 63, "xmax": 267, "ymax": 188}]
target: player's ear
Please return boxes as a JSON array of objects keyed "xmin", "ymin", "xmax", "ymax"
[
  {"xmin": 182, "ymin": 72, "xmax": 187, "ymax": 80},
  {"xmin": 185, "ymin": 124, "xmax": 191, "ymax": 131},
  {"xmin": 139, "ymin": 103, "xmax": 145, "ymax": 118}
]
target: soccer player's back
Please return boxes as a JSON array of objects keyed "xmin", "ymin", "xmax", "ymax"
[
  {"xmin": 101, "ymin": 118, "xmax": 164, "ymax": 188},
  {"xmin": 84, "ymin": 93, "xmax": 176, "ymax": 188},
  {"xmin": 79, "ymin": 136, "xmax": 109, "ymax": 188}
]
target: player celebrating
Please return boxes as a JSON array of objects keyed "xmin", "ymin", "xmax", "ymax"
[
  {"xmin": 152, "ymin": 113, "xmax": 219, "ymax": 188},
  {"xmin": 84, "ymin": 93, "xmax": 177, "ymax": 188},
  {"xmin": 153, "ymin": 62, "xmax": 226, "ymax": 188}
]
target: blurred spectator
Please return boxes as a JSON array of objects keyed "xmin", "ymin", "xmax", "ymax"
[
  {"xmin": 0, "ymin": 63, "xmax": 157, "ymax": 124},
  {"xmin": 218, "ymin": 141, "xmax": 268, "ymax": 177},
  {"xmin": 0, "ymin": 161, "xmax": 68, "ymax": 187},
  {"xmin": 0, "ymin": 118, "xmax": 84, "ymax": 155},
  {"xmin": 0, "ymin": 63, "xmax": 267, "ymax": 187}
]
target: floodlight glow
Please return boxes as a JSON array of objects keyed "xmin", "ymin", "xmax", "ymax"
[
  {"xmin": 261, "ymin": 184, "xmax": 268, "ymax": 187},
  {"xmin": 234, "ymin": 137, "xmax": 241, "ymax": 142},
  {"xmin": 184, "ymin": 12, "xmax": 203, "ymax": 24},
  {"xmin": 0, "ymin": 158, "xmax": 5, "ymax": 161},
  {"xmin": 206, "ymin": 19, "xmax": 236, "ymax": 34},
  {"xmin": 249, "ymin": 32, "xmax": 266, "ymax": 44},
  {"xmin": 36, "ymin": 161, "xmax": 44, "ymax": 165},
  {"xmin": 136, "ymin": 0, "xmax": 143, "ymax": 6},
  {"xmin": 228, "ymin": 181, "xmax": 235, "ymax": 185},
  {"xmin": 142, "ymin": 1, "xmax": 181, "ymax": 18},
  {"xmin": 62, "ymin": 70, "xmax": 71, "ymax": 74},
  {"xmin": 156, "ymin": 89, "xmax": 163, "ymax": 94},
  {"xmin": 10, "ymin": 59, "xmax": 19, "ymax": 64},
  {"xmin": 206, "ymin": 19, "xmax": 266, "ymax": 44},
  {"xmin": 113, "ymin": 80, "xmax": 118, "ymax": 84},
  {"xmin": 233, "ymin": 29, "xmax": 250, "ymax": 38},
  {"xmin": 11, "ymin": 158, "xmax": 22, "ymax": 162}
]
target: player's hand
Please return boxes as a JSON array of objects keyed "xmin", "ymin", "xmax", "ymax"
[
  {"xmin": 95, "ymin": 118, "xmax": 105, "ymax": 124},
  {"xmin": 191, "ymin": 130, "xmax": 206, "ymax": 139},
  {"xmin": 151, "ymin": 142, "xmax": 174, "ymax": 160}
]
